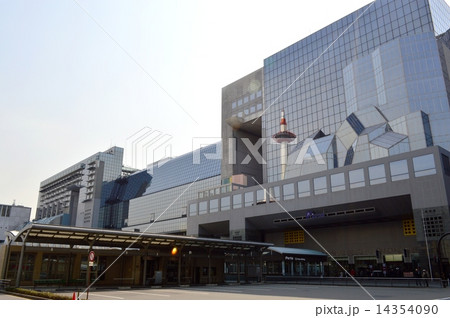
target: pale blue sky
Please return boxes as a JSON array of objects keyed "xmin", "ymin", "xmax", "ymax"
[{"xmin": 3, "ymin": 0, "xmax": 440, "ymax": 218}]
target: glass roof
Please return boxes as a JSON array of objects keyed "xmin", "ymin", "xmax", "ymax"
[{"xmin": 143, "ymin": 143, "xmax": 221, "ymax": 195}]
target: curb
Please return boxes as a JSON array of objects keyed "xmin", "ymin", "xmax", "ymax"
[{"xmin": 0, "ymin": 290, "xmax": 48, "ymax": 300}]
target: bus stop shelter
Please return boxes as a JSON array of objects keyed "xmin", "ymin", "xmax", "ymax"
[{"xmin": 0, "ymin": 223, "xmax": 272, "ymax": 288}]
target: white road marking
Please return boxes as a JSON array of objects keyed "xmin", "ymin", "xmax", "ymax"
[
  {"xmin": 275, "ymin": 286, "xmax": 297, "ymax": 290},
  {"xmin": 170, "ymin": 289, "xmax": 211, "ymax": 295},
  {"xmin": 198, "ymin": 288, "xmax": 243, "ymax": 293},
  {"xmin": 119, "ymin": 290, "xmax": 170, "ymax": 297},
  {"xmin": 89, "ymin": 293, "xmax": 125, "ymax": 299},
  {"xmin": 243, "ymin": 287, "xmax": 272, "ymax": 291}
]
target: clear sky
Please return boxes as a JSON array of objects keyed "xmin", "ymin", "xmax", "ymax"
[{"xmin": 1, "ymin": 0, "xmax": 445, "ymax": 218}]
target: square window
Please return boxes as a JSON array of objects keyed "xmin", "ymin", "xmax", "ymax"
[{"xmin": 369, "ymin": 164, "xmax": 386, "ymax": 185}]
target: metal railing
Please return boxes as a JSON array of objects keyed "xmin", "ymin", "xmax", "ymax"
[
  {"xmin": 0, "ymin": 279, "xmax": 11, "ymax": 290},
  {"xmin": 198, "ymin": 183, "xmax": 246, "ymax": 199}
]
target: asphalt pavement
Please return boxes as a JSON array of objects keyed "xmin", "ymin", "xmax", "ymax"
[{"xmin": 52, "ymin": 283, "xmax": 450, "ymax": 300}]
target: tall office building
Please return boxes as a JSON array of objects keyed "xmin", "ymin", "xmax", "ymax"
[
  {"xmin": 36, "ymin": 147, "xmax": 124, "ymax": 227},
  {"xmin": 188, "ymin": 0, "xmax": 450, "ymax": 277}
]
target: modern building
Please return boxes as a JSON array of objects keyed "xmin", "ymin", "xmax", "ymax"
[
  {"xmin": 188, "ymin": 0, "xmax": 450, "ymax": 278},
  {"xmin": 98, "ymin": 170, "xmax": 152, "ymax": 230},
  {"xmin": 0, "ymin": 203, "xmax": 31, "ymax": 243},
  {"xmin": 123, "ymin": 143, "xmax": 222, "ymax": 235},
  {"xmin": 221, "ymin": 68, "xmax": 264, "ymax": 185},
  {"xmin": 36, "ymin": 147, "xmax": 125, "ymax": 228}
]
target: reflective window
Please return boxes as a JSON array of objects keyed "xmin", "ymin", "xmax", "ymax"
[
  {"xmin": 261, "ymin": 0, "xmax": 440, "ymax": 184},
  {"xmin": 442, "ymin": 154, "xmax": 450, "ymax": 176},
  {"xmin": 233, "ymin": 194, "xmax": 242, "ymax": 209},
  {"xmin": 210, "ymin": 199, "xmax": 218, "ymax": 213},
  {"xmin": 221, "ymin": 196, "xmax": 230, "ymax": 211},
  {"xmin": 390, "ymin": 160, "xmax": 409, "ymax": 181},
  {"xmin": 331, "ymin": 173, "xmax": 345, "ymax": 192},
  {"xmin": 232, "ymin": 101, "xmax": 236, "ymax": 109},
  {"xmin": 283, "ymin": 183, "xmax": 295, "ymax": 200},
  {"xmin": 298, "ymin": 180, "xmax": 310, "ymax": 197},
  {"xmin": 189, "ymin": 203, "xmax": 197, "ymax": 216},
  {"xmin": 269, "ymin": 186, "xmax": 280, "ymax": 201},
  {"xmin": 244, "ymin": 192, "xmax": 254, "ymax": 207},
  {"xmin": 349, "ymin": 169, "xmax": 365, "ymax": 188},
  {"xmin": 314, "ymin": 176, "xmax": 327, "ymax": 195},
  {"xmin": 413, "ymin": 154, "xmax": 436, "ymax": 177},
  {"xmin": 369, "ymin": 164, "xmax": 386, "ymax": 185},
  {"xmin": 244, "ymin": 96, "xmax": 249, "ymax": 103},
  {"xmin": 256, "ymin": 189, "xmax": 266, "ymax": 204},
  {"xmin": 199, "ymin": 201, "xmax": 207, "ymax": 215}
]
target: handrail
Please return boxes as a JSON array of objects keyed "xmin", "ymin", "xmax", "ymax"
[{"xmin": 198, "ymin": 183, "xmax": 247, "ymax": 199}]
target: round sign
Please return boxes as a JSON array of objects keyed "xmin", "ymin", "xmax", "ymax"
[{"xmin": 88, "ymin": 251, "xmax": 95, "ymax": 262}]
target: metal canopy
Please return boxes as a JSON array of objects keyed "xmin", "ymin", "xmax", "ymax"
[
  {"xmin": 268, "ymin": 246, "xmax": 327, "ymax": 257},
  {"xmin": 10, "ymin": 223, "xmax": 272, "ymax": 252}
]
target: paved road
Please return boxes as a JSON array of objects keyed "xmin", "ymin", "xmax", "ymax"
[
  {"xmin": 0, "ymin": 292, "xmax": 26, "ymax": 300},
  {"xmin": 57, "ymin": 284, "xmax": 450, "ymax": 300}
]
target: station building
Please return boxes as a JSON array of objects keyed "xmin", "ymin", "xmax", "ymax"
[
  {"xmin": 187, "ymin": 0, "xmax": 450, "ymax": 278},
  {"xmin": 3, "ymin": 0, "xmax": 450, "ymax": 286},
  {"xmin": 0, "ymin": 204, "xmax": 31, "ymax": 244},
  {"xmin": 123, "ymin": 143, "xmax": 222, "ymax": 235},
  {"xmin": 35, "ymin": 147, "xmax": 128, "ymax": 228}
]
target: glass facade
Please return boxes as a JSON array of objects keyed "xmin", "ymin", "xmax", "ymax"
[
  {"xmin": 127, "ymin": 175, "xmax": 220, "ymax": 233},
  {"xmin": 36, "ymin": 146, "xmax": 124, "ymax": 226},
  {"xmin": 144, "ymin": 143, "xmax": 221, "ymax": 195},
  {"xmin": 125, "ymin": 142, "xmax": 221, "ymax": 234},
  {"xmin": 98, "ymin": 170, "xmax": 152, "ymax": 229},
  {"xmin": 368, "ymin": 164, "xmax": 387, "ymax": 185},
  {"xmin": 331, "ymin": 172, "xmax": 346, "ymax": 192},
  {"xmin": 233, "ymin": 194, "xmax": 242, "ymax": 209},
  {"xmin": 412, "ymin": 153, "xmax": 437, "ymax": 176},
  {"xmin": 390, "ymin": 159, "xmax": 409, "ymax": 181},
  {"xmin": 298, "ymin": 180, "xmax": 310, "ymax": 197},
  {"xmin": 283, "ymin": 183, "xmax": 295, "ymax": 200},
  {"xmin": 244, "ymin": 192, "xmax": 254, "ymax": 207},
  {"xmin": 429, "ymin": 0, "xmax": 450, "ymax": 35},
  {"xmin": 263, "ymin": 0, "xmax": 450, "ymax": 182},
  {"xmin": 221, "ymin": 196, "xmax": 231, "ymax": 211},
  {"xmin": 349, "ymin": 168, "xmax": 365, "ymax": 188},
  {"xmin": 188, "ymin": 151, "xmax": 443, "ymax": 216},
  {"xmin": 210, "ymin": 199, "xmax": 219, "ymax": 213},
  {"xmin": 313, "ymin": 176, "xmax": 327, "ymax": 195}
]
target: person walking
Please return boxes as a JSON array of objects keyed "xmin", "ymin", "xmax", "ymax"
[
  {"xmin": 422, "ymin": 269, "xmax": 429, "ymax": 287},
  {"xmin": 414, "ymin": 268, "xmax": 421, "ymax": 286}
]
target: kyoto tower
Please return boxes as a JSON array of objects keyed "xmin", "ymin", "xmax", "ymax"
[{"xmin": 272, "ymin": 110, "xmax": 296, "ymax": 180}]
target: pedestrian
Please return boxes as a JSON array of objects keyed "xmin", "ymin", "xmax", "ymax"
[
  {"xmin": 414, "ymin": 268, "xmax": 421, "ymax": 286},
  {"xmin": 441, "ymin": 273, "xmax": 447, "ymax": 288},
  {"xmin": 422, "ymin": 269, "xmax": 429, "ymax": 287}
]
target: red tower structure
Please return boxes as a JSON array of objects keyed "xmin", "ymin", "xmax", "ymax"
[{"xmin": 272, "ymin": 110, "xmax": 296, "ymax": 180}]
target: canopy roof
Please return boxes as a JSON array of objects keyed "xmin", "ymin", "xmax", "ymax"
[
  {"xmin": 268, "ymin": 246, "xmax": 327, "ymax": 257},
  {"xmin": 9, "ymin": 223, "xmax": 272, "ymax": 252}
]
